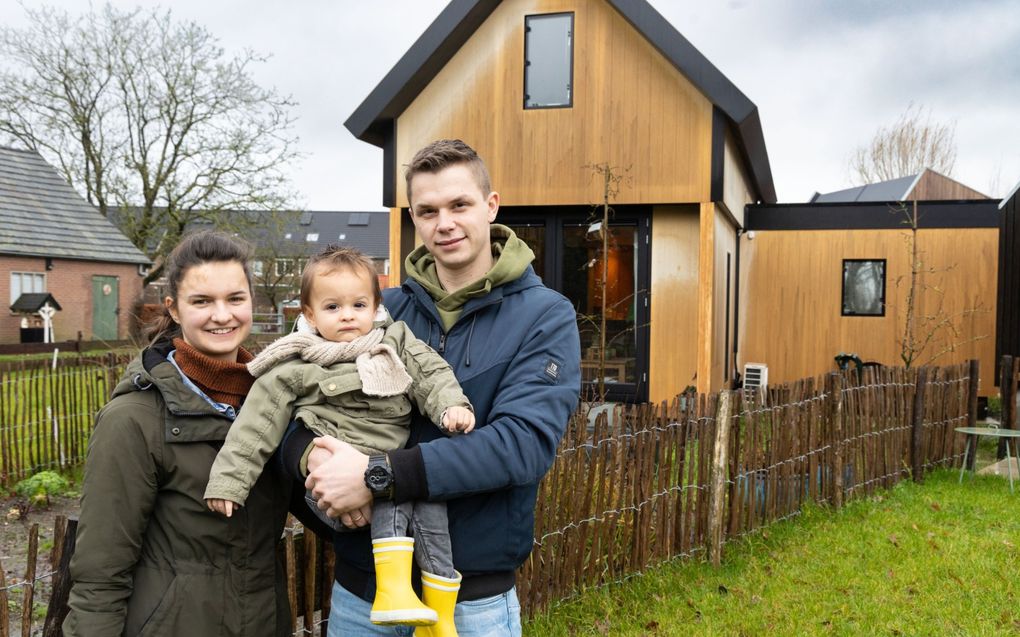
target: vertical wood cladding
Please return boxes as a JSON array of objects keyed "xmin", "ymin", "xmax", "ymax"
[
  {"xmin": 394, "ymin": 0, "xmax": 713, "ymax": 207},
  {"xmin": 998, "ymin": 192, "xmax": 1020, "ymax": 377},
  {"xmin": 738, "ymin": 228, "xmax": 999, "ymax": 395}
]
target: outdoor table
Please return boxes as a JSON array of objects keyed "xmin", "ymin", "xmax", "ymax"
[{"xmin": 955, "ymin": 426, "xmax": 1020, "ymax": 493}]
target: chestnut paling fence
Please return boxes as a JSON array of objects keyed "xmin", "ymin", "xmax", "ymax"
[{"xmin": 1, "ymin": 360, "xmax": 990, "ymax": 636}]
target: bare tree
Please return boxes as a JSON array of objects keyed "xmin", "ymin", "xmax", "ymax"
[
  {"xmin": 895, "ymin": 200, "xmax": 986, "ymax": 369},
  {"xmin": 249, "ymin": 210, "xmax": 304, "ymax": 312},
  {"xmin": 0, "ymin": 4, "xmax": 298, "ymax": 282},
  {"xmin": 849, "ymin": 103, "xmax": 957, "ymax": 185}
]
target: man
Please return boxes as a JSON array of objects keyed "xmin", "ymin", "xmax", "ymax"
[{"xmin": 287, "ymin": 139, "xmax": 581, "ymax": 636}]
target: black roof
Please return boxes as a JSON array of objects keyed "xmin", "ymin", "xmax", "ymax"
[
  {"xmin": 10, "ymin": 292, "xmax": 62, "ymax": 313},
  {"xmin": 344, "ymin": 0, "xmax": 776, "ymax": 203},
  {"xmin": 0, "ymin": 146, "xmax": 151, "ymax": 265}
]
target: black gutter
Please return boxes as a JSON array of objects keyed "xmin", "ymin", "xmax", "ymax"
[{"xmin": 745, "ymin": 200, "xmax": 1000, "ymax": 231}]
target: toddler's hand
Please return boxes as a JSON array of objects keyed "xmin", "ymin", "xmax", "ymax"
[
  {"xmin": 442, "ymin": 406, "xmax": 475, "ymax": 434},
  {"xmin": 207, "ymin": 498, "xmax": 240, "ymax": 517}
]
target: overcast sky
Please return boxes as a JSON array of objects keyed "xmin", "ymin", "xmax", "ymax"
[{"xmin": 4, "ymin": 0, "xmax": 1019, "ymax": 209}]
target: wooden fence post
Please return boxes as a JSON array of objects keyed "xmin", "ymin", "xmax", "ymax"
[
  {"xmin": 42, "ymin": 517, "xmax": 77, "ymax": 637},
  {"xmin": 827, "ymin": 374, "xmax": 845, "ymax": 508},
  {"xmin": 999, "ymin": 356, "xmax": 1018, "ymax": 459},
  {"xmin": 0, "ymin": 551, "xmax": 9, "ymax": 637},
  {"xmin": 21, "ymin": 523, "xmax": 39, "ymax": 637},
  {"xmin": 911, "ymin": 367, "xmax": 929, "ymax": 483},
  {"xmin": 708, "ymin": 390, "xmax": 733, "ymax": 567},
  {"xmin": 965, "ymin": 359, "xmax": 980, "ymax": 471}
]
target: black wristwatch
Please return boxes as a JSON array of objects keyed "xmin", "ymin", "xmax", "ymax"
[{"xmin": 364, "ymin": 454, "xmax": 395, "ymax": 500}]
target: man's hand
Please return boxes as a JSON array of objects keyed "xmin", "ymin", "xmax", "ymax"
[
  {"xmin": 306, "ymin": 443, "xmax": 333, "ymax": 474},
  {"xmin": 305, "ymin": 436, "xmax": 373, "ymax": 520}
]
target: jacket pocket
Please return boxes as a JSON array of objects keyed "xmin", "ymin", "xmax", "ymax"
[{"xmin": 126, "ymin": 567, "xmax": 181, "ymax": 636}]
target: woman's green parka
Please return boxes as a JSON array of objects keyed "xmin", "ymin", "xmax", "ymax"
[{"xmin": 64, "ymin": 344, "xmax": 306, "ymax": 636}]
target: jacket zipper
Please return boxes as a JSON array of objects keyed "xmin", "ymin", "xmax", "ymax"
[{"xmin": 438, "ymin": 332, "xmax": 446, "ymax": 354}]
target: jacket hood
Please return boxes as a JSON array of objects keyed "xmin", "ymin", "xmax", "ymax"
[{"xmin": 403, "ymin": 224, "xmax": 535, "ymax": 330}]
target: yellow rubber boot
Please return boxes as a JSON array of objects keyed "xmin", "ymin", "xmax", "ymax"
[
  {"xmin": 370, "ymin": 537, "xmax": 438, "ymax": 626},
  {"xmin": 415, "ymin": 571, "xmax": 462, "ymax": 637}
]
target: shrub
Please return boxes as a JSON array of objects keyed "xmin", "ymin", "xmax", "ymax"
[{"xmin": 13, "ymin": 471, "xmax": 71, "ymax": 506}]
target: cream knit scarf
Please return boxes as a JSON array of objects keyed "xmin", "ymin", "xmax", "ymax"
[{"xmin": 246, "ymin": 329, "xmax": 412, "ymax": 397}]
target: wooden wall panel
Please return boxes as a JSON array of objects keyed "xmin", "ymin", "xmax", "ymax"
[
  {"xmin": 648, "ymin": 206, "xmax": 699, "ymax": 403},
  {"xmin": 712, "ymin": 212, "xmax": 737, "ymax": 391},
  {"xmin": 738, "ymin": 228, "xmax": 998, "ymax": 395},
  {"xmin": 696, "ymin": 202, "xmax": 715, "ymax": 394},
  {"xmin": 395, "ymin": 0, "xmax": 713, "ymax": 208},
  {"xmin": 722, "ymin": 129, "xmax": 753, "ymax": 227},
  {"xmin": 912, "ymin": 169, "xmax": 988, "ymax": 200}
]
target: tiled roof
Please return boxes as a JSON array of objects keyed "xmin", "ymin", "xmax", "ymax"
[
  {"xmin": 192, "ymin": 210, "xmax": 390, "ymax": 259},
  {"xmin": 0, "ymin": 146, "xmax": 151, "ymax": 264}
]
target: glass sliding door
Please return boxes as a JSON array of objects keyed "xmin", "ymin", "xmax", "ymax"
[{"xmin": 503, "ymin": 206, "xmax": 649, "ymax": 402}]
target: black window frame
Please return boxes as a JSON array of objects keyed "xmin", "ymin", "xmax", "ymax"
[
  {"xmin": 523, "ymin": 12, "xmax": 574, "ymax": 110},
  {"xmin": 841, "ymin": 258, "xmax": 887, "ymax": 317},
  {"xmin": 502, "ymin": 205, "xmax": 651, "ymax": 403}
]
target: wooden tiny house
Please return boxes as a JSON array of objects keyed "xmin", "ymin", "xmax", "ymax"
[
  {"xmin": 740, "ymin": 200, "xmax": 1000, "ymax": 396},
  {"xmin": 345, "ymin": 0, "xmax": 775, "ymax": 402}
]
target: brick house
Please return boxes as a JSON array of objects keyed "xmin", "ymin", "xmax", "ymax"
[{"xmin": 0, "ymin": 146, "xmax": 150, "ymax": 344}]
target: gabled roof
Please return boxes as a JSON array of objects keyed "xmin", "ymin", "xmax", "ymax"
[
  {"xmin": 810, "ymin": 174, "xmax": 921, "ymax": 203},
  {"xmin": 0, "ymin": 146, "xmax": 151, "ymax": 265},
  {"xmin": 191, "ymin": 210, "xmax": 390, "ymax": 260},
  {"xmin": 282, "ymin": 210, "xmax": 390, "ymax": 259},
  {"xmin": 10, "ymin": 292, "xmax": 62, "ymax": 313},
  {"xmin": 344, "ymin": 0, "xmax": 776, "ymax": 203},
  {"xmin": 1000, "ymin": 177, "xmax": 1020, "ymax": 210}
]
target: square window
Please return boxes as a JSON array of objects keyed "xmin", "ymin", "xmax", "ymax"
[
  {"xmin": 524, "ymin": 13, "xmax": 573, "ymax": 109},
  {"xmin": 842, "ymin": 259, "xmax": 886, "ymax": 316},
  {"xmin": 10, "ymin": 271, "xmax": 46, "ymax": 304},
  {"xmin": 306, "ymin": 233, "xmax": 319, "ymax": 242},
  {"xmin": 275, "ymin": 258, "xmax": 295, "ymax": 277}
]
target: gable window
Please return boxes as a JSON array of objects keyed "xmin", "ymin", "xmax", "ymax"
[
  {"xmin": 842, "ymin": 259, "xmax": 885, "ymax": 316},
  {"xmin": 524, "ymin": 13, "xmax": 573, "ymax": 109},
  {"xmin": 10, "ymin": 271, "xmax": 45, "ymax": 304}
]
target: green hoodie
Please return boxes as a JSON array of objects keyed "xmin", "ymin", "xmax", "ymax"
[{"xmin": 403, "ymin": 224, "xmax": 535, "ymax": 331}]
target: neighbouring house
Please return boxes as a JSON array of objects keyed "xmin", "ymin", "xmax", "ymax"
[
  {"xmin": 0, "ymin": 146, "xmax": 150, "ymax": 344},
  {"xmin": 148, "ymin": 210, "xmax": 391, "ymax": 314},
  {"xmin": 997, "ymin": 178, "xmax": 1020, "ymax": 378},
  {"xmin": 739, "ymin": 177, "xmax": 999, "ymax": 396},
  {"xmin": 809, "ymin": 168, "xmax": 988, "ymax": 203},
  {"xmin": 344, "ymin": 0, "xmax": 775, "ymax": 402}
]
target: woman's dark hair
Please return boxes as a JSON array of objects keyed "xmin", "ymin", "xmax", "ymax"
[{"xmin": 144, "ymin": 231, "xmax": 255, "ymax": 344}]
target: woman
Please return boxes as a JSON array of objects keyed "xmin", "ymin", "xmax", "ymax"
[{"xmin": 64, "ymin": 231, "xmax": 319, "ymax": 636}]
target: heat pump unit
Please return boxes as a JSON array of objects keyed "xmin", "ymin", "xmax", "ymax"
[{"xmin": 743, "ymin": 363, "xmax": 768, "ymax": 400}]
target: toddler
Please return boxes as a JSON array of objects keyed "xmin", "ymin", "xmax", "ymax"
[{"xmin": 205, "ymin": 245, "xmax": 472, "ymax": 633}]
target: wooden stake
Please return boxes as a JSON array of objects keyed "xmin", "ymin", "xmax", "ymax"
[
  {"xmin": 911, "ymin": 367, "xmax": 929, "ymax": 482},
  {"xmin": 708, "ymin": 390, "xmax": 733, "ymax": 567}
]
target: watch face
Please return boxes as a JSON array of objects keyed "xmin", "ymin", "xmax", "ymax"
[{"xmin": 367, "ymin": 465, "xmax": 391, "ymax": 491}]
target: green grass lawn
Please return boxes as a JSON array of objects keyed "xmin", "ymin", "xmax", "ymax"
[{"xmin": 525, "ymin": 469, "xmax": 1019, "ymax": 636}]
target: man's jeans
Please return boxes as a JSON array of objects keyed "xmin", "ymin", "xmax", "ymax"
[{"xmin": 327, "ymin": 580, "xmax": 522, "ymax": 637}]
